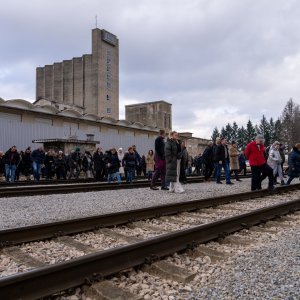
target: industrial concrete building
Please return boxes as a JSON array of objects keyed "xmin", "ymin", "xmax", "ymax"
[
  {"xmin": 36, "ymin": 28, "xmax": 119, "ymax": 120},
  {"xmin": 0, "ymin": 98, "xmax": 158, "ymax": 155},
  {"xmin": 125, "ymin": 100, "xmax": 172, "ymax": 133}
]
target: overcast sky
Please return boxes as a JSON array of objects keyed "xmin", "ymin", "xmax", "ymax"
[{"xmin": 1, "ymin": 0, "xmax": 300, "ymax": 138}]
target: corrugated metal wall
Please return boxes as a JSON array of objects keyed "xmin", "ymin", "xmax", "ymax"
[{"xmin": 0, "ymin": 113, "xmax": 156, "ymax": 155}]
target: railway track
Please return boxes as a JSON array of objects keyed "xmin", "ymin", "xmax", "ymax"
[
  {"xmin": 0, "ymin": 184, "xmax": 299, "ymax": 299},
  {"xmin": 0, "ymin": 175, "xmax": 253, "ymax": 198},
  {"xmin": 0, "ymin": 174, "xmax": 252, "ymax": 187}
]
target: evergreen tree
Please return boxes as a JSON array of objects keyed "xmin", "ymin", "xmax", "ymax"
[
  {"xmin": 274, "ymin": 119, "xmax": 282, "ymax": 142},
  {"xmin": 231, "ymin": 122, "xmax": 239, "ymax": 141},
  {"xmin": 259, "ymin": 115, "xmax": 271, "ymax": 146},
  {"xmin": 211, "ymin": 127, "xmax": 220, "ymax": 141},
  {"xmin": 225, "ymin": 123, "xmax": 233, "ymax": 141},
  {"xmin": 269, "ymin": 117, "xmax": 275, "ymax": 143},
  {"xmin": 281, "ymin": 98, "xmax": 300, "ymax": 149},
  {"xmin": 237, "ymin": 126, "xmax": 247, "ymax": 149},
  {"xmin": 220, "ymin": 126, "xmax": 227, "ymax": 139},
  {"xmin": 245, "ymin": 120, "xmax": 256, "ymax": 143}
]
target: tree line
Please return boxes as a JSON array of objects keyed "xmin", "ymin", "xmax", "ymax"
[{"xmin": 211, "ymin": 98, "xmax": 300, "ymax": 150}]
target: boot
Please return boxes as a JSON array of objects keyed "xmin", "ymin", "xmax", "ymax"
[{"xmin": 280, "ymin": 180, "xmax": 286, "ymax": 185}]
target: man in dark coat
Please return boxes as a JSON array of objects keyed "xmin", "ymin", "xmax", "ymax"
[
  {"xmin": 4, "ymin": 145, "xmax": 20, "ymax": 183},
  {"xmin": 31, "ymin": 147, "xmax": 45, "ymax": 181},
  {"xmin": 150, "ymin": 129, "xmax": 168, "ymax": 190},
  {"xmin": 93, "ymin": 147, "xmax": 105, "ymax": 181},
  {"xmin": 215, "ymin": 138, "xmax": 233, "ymax": 185},
  {"xmin": 179, "ymin": 140, "xmax": 188, "ymax": 184},
  {"xmin": 202, "ymin": 141, "xmax": 214, "ymax": 180},
  {"xmin": 286, "ymin": 143, "xmax": 300, "ymax": 185},
  {"xmin": 0, "ymin": 151, "xmax": 4, "ymax": 180}
]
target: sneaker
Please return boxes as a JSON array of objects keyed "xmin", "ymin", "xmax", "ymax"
[
  {"xmin": 161, "ymin": 187, "xmax": 169, "ymax": 190},
  {"xmin": 236, "ymin": 179, "xmax": 242, "ymax": 182},
  {"xmin": 226, "ymin": 182, "xmax": 234, "ymax": 185},
  {"xmin": 216, "ymin": 181, "xmax": 222, "ymax": 184},
  {"xmin": 268, "ymin": 185, "xmax": 276, "ymax": 191},
  {"xmin": 150, "ymin": 186, "xmax": 159, "ymax": 190},
  {"xmin": 280, "ymin": 180, "xmax": 286, "ymax": 185}
]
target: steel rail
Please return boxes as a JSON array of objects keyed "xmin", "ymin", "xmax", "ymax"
[
  {"xmin": 0, "ymin": 174, "xmax": 252, "ymax": 187},
  {"xmin": 0, "ymin": 183, "xmax": 299, "ymax": 246},
  {"xmin": 0, "ymin": 177, "xmax": 208, "ymax": 198},
  {"xmin": 0, "ymin": 199, "xmax": 299, "ymax": 300}
]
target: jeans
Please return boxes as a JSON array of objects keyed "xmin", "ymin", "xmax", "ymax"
[
  {"xmin": 108, "ymin": 172, "xmax": 121, "ymax": 183},
  {"xmin": 5, "ymin": 164, "xmax": 17, "ymax": 182},
  {"xmin": 32, "ymin": 161, "xmax": 42, "ymax": 181},
  {"xmin": 216, "ymin": 161, "xmax": 231, "ymax": 183},
  {"xmin": 126, "ymin": 170, "xmax": 134, "ymax": 183}
]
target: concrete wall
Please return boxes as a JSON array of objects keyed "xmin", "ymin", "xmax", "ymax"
[
  {"xmin": 126, "ymin": 101, "xmax": 172, "ymax": 133},
  {"xmin": 53, "ymin": 63, "xmax": 63, "ymax": 101},
  {"xmin": 73, "ymin": 57, "xmax": 84, "ymax": 107},
  {"xmin": 44, "ymin": 65, "xmax": 53, "ymax": 100},
  {"xmin": 63, "ymin": 60, "xmax": 73, "ymax": 105},
  {"xmin": 36, "ymin": 67, "xmax": 45, "ymax": 99}
]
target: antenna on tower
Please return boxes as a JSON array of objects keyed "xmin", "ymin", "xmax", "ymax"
[{"xmin": 95, "ymin": 15, "xmax": 98, "ymax": 28}]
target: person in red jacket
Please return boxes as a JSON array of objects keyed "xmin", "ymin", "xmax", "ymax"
[{"xmin": 245, "ymin": 134, "xmax": 274, "ymax": 191}]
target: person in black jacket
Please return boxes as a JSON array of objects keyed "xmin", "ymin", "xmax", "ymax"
[
  {"xmin": 4, "ymin": 145, "xmax": 20, "ymax": 183},
  {"xmin": 93, "ymin": 147, "xmax": 105, "ymax": 181},
  {"xmin": 44, "ymin": 150, "xmax": 55, "ymax": 180},
  {"xmin": 105, "ymin": 148, "xmax": 121, "ymax": 184},
  {"xmin": 0, "ymin": 151, "xmax": 5, "ymax": 180},
  {"xmin": 31, "ymin": 147, "xmax": 45, "ymax": 181},
  {"xmin": 202, "ymin": 141, "xmax": 214, "ymax": 180},
  {"xmin": 54, "ymin": 151, "xmax": 67, "ymax": 180},
  {"xmin": 215, "ymin": 138, "xmax": 233, "ymax": 185},
  {"xmin": 123, "ymin": 147, "xmax": 136, "ymax": 183},
  {"xmin": 22, "ymin": 147, "xmax": 32, "ymax": 180},
  {"xmin": 238, "ymin": 150, "xmax": 247, "ymax": 175},
  {"xmin": 150, "ymin": 129, "xmax": 168, "ymax": 190}
]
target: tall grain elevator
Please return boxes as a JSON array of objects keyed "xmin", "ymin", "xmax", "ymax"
[{"xmin": 36, "ymin": 28, "xmax": 119, "ymax": 120}]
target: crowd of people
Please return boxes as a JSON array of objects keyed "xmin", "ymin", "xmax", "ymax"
[{"xmin": 0, "ymin": 131, "xmax": 299, "ymax": 192}]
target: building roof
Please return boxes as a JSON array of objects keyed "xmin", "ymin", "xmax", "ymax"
[
  {"xmin": 32, "ymin": 139, "xmax": 100, "ymax": 144},
  {"xmin": 125, "ymin": 100, "xmax": 172, "ymax": 107},
  {"xmin": 0, "ymin": 98, "xmax": 159, "ymax": 133}
]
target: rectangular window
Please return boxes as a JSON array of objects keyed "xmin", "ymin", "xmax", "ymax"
[
  {"xmin": 106, "ymin": 95, "xmax": 110, "ymax": 101},
  {"xmin": 107, "ymin": 108, "xmax": 111, "ymax": 114}
]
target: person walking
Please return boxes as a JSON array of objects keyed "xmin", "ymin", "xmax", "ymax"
[
  {"xmin": 215, "ymin": 138, "xmax": 233, "ymax": 185},
  {"xmin": 105, "ymin": 148, "xmax": 122, "ymax": 184},
  {"xmin": 54, "ymin": 151, "xmax": 67, "ymax": 180},
  {"xmin": 286, "ymin": 143, "xmax": 300, "ymax": 185},
  {"xmin": 165, "ymin": 131, "xmax": 185, "ymax": 193},
  {"xmin": 0, "ymin": 151, "xmax": 4, "ymax": 181},
  {"xmin": 150, "ymin": 129, "xmax": 168, "ymax": 190},
  {"xmin": 93, "ymin": 147, "xmax": 105, "ymax": 181},
  {"xmin": 245, "ymin": 134, "xmax": 274, "ymax": 191},
  {"xmin": 123, "ymin": 147, "xmax": 136, "ymax": 183},
  {"xmin": 202, "ymin": 141, "xmax": 214, "ymax": 181},
  {"xmin": 179, "ymin": 140, "xmax": 188, "ymax": 184},
  {"xmin": 238, "ymin": 150, "xmax": 247, "ymax": 175},
  {"xmin": 146, "ymin": 149, "xmax": 154, "ymax": 180},
  {"xmin": 22, "ymin": 147, "xmax": 32, "ymax": 181},
  {"xmin": 30, "ymin": 146, "xmax": 45, "ymax": 182},
  {"xmin": 4, "ymin": 145, "xmax": 20, "ymax": 183},
  {"xmin": 267, "ymin": 141, "xmax": 285, "ymax": 185},
  {"xmin": 229, "ymin": 141, "xmax": 241, "ymax": 181}
]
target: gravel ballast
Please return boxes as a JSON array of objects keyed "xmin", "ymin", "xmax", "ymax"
[{"xmin": 0, "ymin": 178, "xmax": 292, "ymax": 230}]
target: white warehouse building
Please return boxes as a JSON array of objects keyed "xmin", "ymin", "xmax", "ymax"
[{"xmin": 0, "ymin": 98, "xmax": 159, "ymax": 155}]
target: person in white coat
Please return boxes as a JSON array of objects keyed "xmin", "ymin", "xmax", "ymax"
[{"xmin": 267, "ymin": 141, "xmax": 285, "ymax": 185}]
